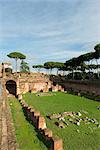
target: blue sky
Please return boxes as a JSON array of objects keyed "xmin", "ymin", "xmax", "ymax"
[{"xmin": 0, "ymin": 0, "xmax": 100, "ymax": 71}]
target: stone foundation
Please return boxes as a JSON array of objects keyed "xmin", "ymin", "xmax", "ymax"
[
  {"xmin": 18, "ymin": 94, "xmax": 63, "ymax": 150},
  {"xmin": 52, "ymin": 137, "xmax": 63, "ymax": 150},
  {"xmin": 38, "ymin": 116, "xmax": 46, "ymax": 130}
]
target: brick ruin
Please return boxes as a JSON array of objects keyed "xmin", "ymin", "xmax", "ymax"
[
  {"xmin": 4, "ymin": 73, "xmax": 64, "ymax": 96},
  {"xmin": 2, "ymin": 68, "xmax": 99, "ymax": 100},
  {"xmin": 2, "ymin": 71, "xmax": 99, "ymax": 150},
  {"xmin": 18, "ymin": 95, "xmax": 63, "ymax": 150},
  {"xmin": 50, "ymin": 76, "xmax": 100, "ymax": 100}
]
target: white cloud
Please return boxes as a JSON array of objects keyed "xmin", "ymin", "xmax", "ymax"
[{"xmin": 38, "ymin": 49, "xmax": 87, "ymax": 61}]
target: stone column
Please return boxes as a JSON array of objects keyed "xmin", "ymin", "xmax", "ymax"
[
  {"xmin": 44, "ymin": 128, "xmax": 53, "ymax": 139},
  {"xmin": 52, "ymin": 137, "xmax": 63, "ymax": 150},
  {"xmin": 18, "ymin": 94, "xmax": 22, "ymax": 100},
  {"xmin": 16, "ymin": 79, "xmax": 20, "ymax": 96},
  {"xmin": 37, "ymin": 116, "xmax": 46, "ymax": 130}
]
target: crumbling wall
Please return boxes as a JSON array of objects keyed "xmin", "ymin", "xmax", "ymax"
[{"xmin": 18, "ymin": 94, "xmax": 63, "ymax": 150}]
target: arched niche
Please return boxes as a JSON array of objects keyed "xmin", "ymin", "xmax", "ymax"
[{"xmin": 6, "ymin": 80, "xmax": 17, "ymax": 96}]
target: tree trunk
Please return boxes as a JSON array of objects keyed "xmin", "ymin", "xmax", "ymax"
[
  {"xmin": 96, "ymin": 59, "xmax": 99, "ymax": 78},
  {"xmin": 72, "ymin": 70, "xmax": 74, "ymax": 79},
  {"xmin": 57, "ymin": 69, "xmax": 58, "ymax": 75},
  {"xmin": 38, "ymin": 68, "xmax": 40, "ymax": 73},
  {"xmin": 88, "ymin": 61, "xmax": 91, "ymax": 80},
  {"xmin": 50, "ymin": 68, "xmax": 52, "ymax": 75},
  {"xmin": 63, "ymin": 71, "xmax": 65, "ymax": 76},
  {"xmin": 15, "ymin": 58, "xmax": 18, "ymax": 73}
]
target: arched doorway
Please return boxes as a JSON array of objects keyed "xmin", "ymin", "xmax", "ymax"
[
  {"xmin": 49, "ymin": 87, "xmax": 52, "ymax": 92},
  {"xmin": 6, "ymin": 80, "xmax": 16, "ymax": 96}
]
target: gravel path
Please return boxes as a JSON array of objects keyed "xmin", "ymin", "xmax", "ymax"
[{"xmin": 0, "ymin": 79, "xmax": 19, "ymax": 150}]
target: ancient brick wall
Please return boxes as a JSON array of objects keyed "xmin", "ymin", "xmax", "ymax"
[
  {"xmin": 4, "ymin": 73, "xmax": 52, "ymax": 95},
  {"xmin": 18, "ymin": 95, "xmax": 63, "ymax": 150},
  {"xmin": 50, "ymin": 76, "xmax": 100, "ymax": 97},
  {"xmin": 18, "ymin": 73, "xmax": 52, "ymax": 94}
]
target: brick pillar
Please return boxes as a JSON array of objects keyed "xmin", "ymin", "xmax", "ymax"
[
  {"xmin": 22, "ymin": 103, "xmax": 28, "ymax": 108},
  {"xmin": 52, "ymin": 137, "xmax": 63, "ymax": 150},
  {"xmin": 21, "ymin": 101, "xmax": 26, "ymax": 107},
  {"xmin": 34, "ymin": 111, "xmax": 40, "ymax": 118},
  {"xmin": 38, "ymin": 116, "xmax": 46, "ymax": 130},
  {"xmin": 18, "ymin": 94, "xmax": 22, "ymax": 100},
  {"xmin": 19, "ymin": 99, "xmax": 23, "ymax": 104},
  {"xmin": 44, "ymin": 128, "xmax": 53, "ymax": 139}
]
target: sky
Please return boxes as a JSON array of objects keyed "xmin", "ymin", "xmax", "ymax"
[{"xmin": 0, "ymin": 0, "xmax": 100, "ymax": 71}]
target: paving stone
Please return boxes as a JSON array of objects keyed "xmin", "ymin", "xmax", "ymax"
[{"xmin": 0, "ymin": 81, "xmax": 19, "ymax": 150}]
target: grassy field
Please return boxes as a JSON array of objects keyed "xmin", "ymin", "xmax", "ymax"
[
  {"xmin": 9, "ymin": 97, "xmax": 48, "ymax": 150},
  {"xmin": 23, "ymin": 92, "xmax": 100, "ymax": 150}
]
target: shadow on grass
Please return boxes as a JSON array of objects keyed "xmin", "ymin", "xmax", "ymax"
[{"xmin": 22, "ymin": 108, "xmax": 51, "ymax": 150}]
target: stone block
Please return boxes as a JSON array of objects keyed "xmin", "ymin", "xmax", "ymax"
[
  {"xmin": 31, "ymin": 88, "xmax": 37, "ymax": 93},
  {"xmin": 38, "ymin": 116, "xmax": 46, "ymax": 130},
  {"xmin": 44, "ymin": 128, "xmax": 53, "ymax": 138},
  {"xmin": 52, "ymin": 86, "xmax": 58, "ymax": 92},
  {"xmin": 49, "ymin": 114, "xmax": 61, "ymax": 119},
  {"xmin": 43, "ymin": 87, "xmax": 49, "ymax": 93},
  {"xmin": 21, "ymin": 102, "xmax": 26, "ymax": 107},
  {"xmin": 18, "ymin": 94, "xmax": 22, "ymax": 100},
  {"xmin": 20, "ymin": 100, "xmax": 24, "ymax": 104},
  {"xmin": 34, "ymin": 111, "xmax": 40, "ymax": 118},
  {"xmin": 17, "ymin": 87, "xmax": 20, "ymax": 95},
  {"xmin": 52, "ymin": 137, "xmax": 63, "ymax": 150}
]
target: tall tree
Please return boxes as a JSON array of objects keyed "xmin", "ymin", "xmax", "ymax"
[
  {"xmin": 32, "ymin": 65, "xmax": 44, "ymax": 72},
  {"xmin": 54, "ymin": 62, "xmax": 65, "ymax": 75},
  {"xmin": 94, "ymin": 44, "xmax": 100, "ymax": 78},
  {"xmin": 44, "ymin": 62, "xmax": 55, "ymax": 74},
  {"xmin": 20, "ymin": 60, "xmax": 30, "ymax": 73},
  {"xmin": 65, "ymin": 58, "xmax": 77, "ymax": 79},
  {"xmin": 7, "ymin": 52, "xmax": 26, "ymax": 72},
  {"xmin": 44, "ymin": 61, "xmax": 65, "ymax": 75},
  {"xmin": 77, "ymin": 52, "xmax": 94, "ymax": 79}
]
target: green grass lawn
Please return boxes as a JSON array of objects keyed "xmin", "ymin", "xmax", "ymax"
[
  {"xmin": 23, "ymin": 92, "xmax": 100, "ymax": 150},
  {"xmin": 9, "ymin": 97, "xmax": 48, "ymax": 150}
]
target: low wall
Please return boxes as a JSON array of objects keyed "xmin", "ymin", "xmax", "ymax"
[
  {"xmin": 18, "ymin": 94, "xmax": 63, "ymax": 150},
  {"xmin": 50, "ymin": 76, "xmax": 100, "ymax": 101}
]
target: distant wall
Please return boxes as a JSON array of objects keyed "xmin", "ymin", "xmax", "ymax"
[
  {"xmin": 64, "ymin": 80, "xmax": 100, "ymax": 95},
  {"xmin": 4, "ymin": 73, "xmax": 100, "ymax": 100},
  {"xmin": 50, "ymin": 76, "xmax": 100, "ymax": 100},
  {"xmin": 4, "ymin": 73, "xmax": 52, "ymax": 95}
]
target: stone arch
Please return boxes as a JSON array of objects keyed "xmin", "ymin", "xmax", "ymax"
[
  {"xmin": 49, "ymin": 87, "xmax": 52, "ymax": 92},
  {"xmin": 5, "ymin": 80, "xmax": 17, "ymax": 96}
]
